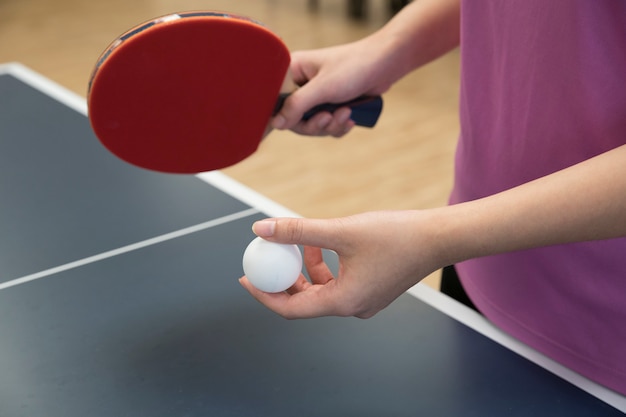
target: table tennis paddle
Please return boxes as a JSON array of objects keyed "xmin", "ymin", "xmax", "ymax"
[{"xmin": 87, "ymin": 11, "xmax": 383, "ymax": 174}]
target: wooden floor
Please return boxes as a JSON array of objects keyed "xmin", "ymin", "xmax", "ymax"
[{"xmin": 0, "ymin": 0, "xmax": 460, "ymax": 289}]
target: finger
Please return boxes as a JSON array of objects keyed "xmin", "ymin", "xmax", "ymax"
[
  {"xmin": 289, "ymin": 50, "xmax": 317, "ymax": 86},
  {"xmin": 273, "ymin": 86, "xmax": 326, "ymax": 130},
  {"xmin": 239, "ymin": 277, "xmax": 343, "ymax": 319},
  {"xmin": 239, "ymin": 275, "xmax": 292, "ymax": 308},
  {"xmin": 290, "ymin": 112, "xmax": 333, "ymax": 136},
  {"xmin": 252, "ymin": 217, "xmax": 347, "ymax": 251},
  {"xmin": 323, "ymin": 107, "xmax": 355, "ymax": 138},
  {"xmin": 304, "ymin": 246, "xmax": 335, "ymax": 285},
  {"xmin": 285, "ymin": 274, "xmax": 312, "ymax": 295},
  {"xmin": 291, "ymin": 108, "xmax": 354, "ymax": 138}
]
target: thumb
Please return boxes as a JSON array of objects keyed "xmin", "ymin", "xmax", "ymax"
[
  {"xmin": 252, "ymin": 217, "xmax": 345, "ymax": 251},
  {"xmin": 272, "ymin": 84, "xmax": 327, "ymax": 131}
]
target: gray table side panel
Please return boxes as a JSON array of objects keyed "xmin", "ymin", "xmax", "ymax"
[{"xmin": 0, "ymin": 216, "xmax": 620, "ymax": 417}]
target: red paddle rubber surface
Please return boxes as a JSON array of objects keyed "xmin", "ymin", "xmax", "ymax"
[{"xmin": 88, "ymin": 15, "xmax": 290, "ymax": 173}]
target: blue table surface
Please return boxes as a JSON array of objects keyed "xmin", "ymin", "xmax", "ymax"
[{"xmin": 0, "ymin": 69, "xmax": 623, "ymax": 416}]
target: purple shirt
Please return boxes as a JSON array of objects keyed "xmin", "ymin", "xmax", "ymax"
[{"xmin": 452, "ymin": 0, "xmax": 626, "ymax": 394}]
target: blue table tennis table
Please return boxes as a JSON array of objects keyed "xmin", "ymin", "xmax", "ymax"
[{"xmin": 0, "ymin": 63, "xmax": 624, "ymax": 416}]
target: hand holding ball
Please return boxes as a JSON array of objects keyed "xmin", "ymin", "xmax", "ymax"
[{"xmin": 242, "ymin": 237, "xmax": 302, "ymax": 293}]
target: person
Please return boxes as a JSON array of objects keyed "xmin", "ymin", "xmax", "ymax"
[{"xmin": 239, "ymin": 0, "xmax": 626, "ymax": 395}]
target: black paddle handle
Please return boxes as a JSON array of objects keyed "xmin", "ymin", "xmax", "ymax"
[{"xmin": 274, "ymin": 93, "xmax": 383, "ymax": 128}]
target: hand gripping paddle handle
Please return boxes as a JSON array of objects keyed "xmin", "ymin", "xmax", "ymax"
[{"xmin": 274, "ymin": 94, "xmax": 383, "ymax": 128}]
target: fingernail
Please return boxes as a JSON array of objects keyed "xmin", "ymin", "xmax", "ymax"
[
  {"xmin": 317, "ymin": 113, "xmax": 332, "ymax": 129},
  {"xmin": 272, "ymin": 115, "xmax": 287, "ymax": 130},
  {"xmin": 338, "ymin": 109, "xmax": 352, "ymax": 124},
  {"xmin": 344, "ymin": 120, "xmax": 356, "ymax": 134},
  {"xmin": 253, "ymin": 220, "xmax": 276, "ymax": 237}
]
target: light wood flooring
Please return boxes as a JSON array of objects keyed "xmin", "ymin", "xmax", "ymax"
[{"xmin": 0, "ymin": 0, "xmax": 461, "ymax": 289}]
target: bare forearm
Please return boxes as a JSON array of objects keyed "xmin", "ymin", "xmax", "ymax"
[
  {"xmin": 368, "ymin": 0, "xmax": 461, "ymax": 84},
  {"xmin": 433, "ymin": 145, "xmax": 626, "ymax": 266}
]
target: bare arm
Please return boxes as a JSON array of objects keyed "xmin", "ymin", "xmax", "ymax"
[
  {"xmin": 240, "ymin": 144, "xmax": 626, "ymax": 319},
  {"xmin": 273, "ymin": 0, "xmax": 461, "ymax": 132},
  {"xmin": 437, "ymin": 144, "xmax": 626, "ymax": 265},
  {"xmin": 369, "ymin": 0, "xmax": 461, "ymax": 85}
]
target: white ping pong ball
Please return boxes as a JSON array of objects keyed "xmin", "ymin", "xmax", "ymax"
[{"xmin": 242, "ymin": 237, "xmax": 302, "ymax": 293}]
